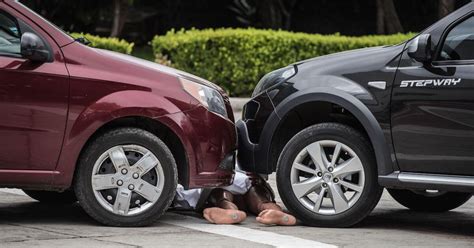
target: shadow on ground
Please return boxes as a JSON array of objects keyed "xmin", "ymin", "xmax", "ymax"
[{"xmin": 361, "ymin": 208, "xmax": 474, "ymax": 236}]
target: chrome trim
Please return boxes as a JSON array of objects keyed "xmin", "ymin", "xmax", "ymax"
[
  {"xmin": 386, "ymin": 66, "xmax": 424, "ymax": 70},
  {"xmin": 398, "ymin": 172, "xmax": 474, "ymax": 187},
  {"xmin": 368, "ymin": 81, "xmax": 387, "ymax": 90}
]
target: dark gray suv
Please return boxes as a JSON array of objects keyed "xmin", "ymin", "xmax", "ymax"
[{"xmin": 238, "ymin": 3, "xmax": 474, "ymax": 227}]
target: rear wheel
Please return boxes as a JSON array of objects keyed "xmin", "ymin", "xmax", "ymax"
[
  {"xmin": 387, "ymin": 189, "xmax": 472, "ymax": 212},
  {"xmin": 23, "ymin": 190, "xmax": 77, "ymax": 204},
  {"xmin": 74, "ymin": 128, "xmax": 178, "ymax": 227},
  {"xmin": 277, "ymin": 123, "xmax": 383, "ymax": 227}
]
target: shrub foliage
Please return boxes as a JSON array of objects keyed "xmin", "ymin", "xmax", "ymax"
[
  {"xmin": 70, "ymin": 33, "xmax": 134, "ymax": 54},
  {"xmin": 153, "ymin": 28, "xmax": 414, "ymax": 96}
]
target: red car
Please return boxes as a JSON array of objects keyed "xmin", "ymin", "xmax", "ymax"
[{"xmin": 0, "ymin": 0, "xmax": 236, "ymax": 226}]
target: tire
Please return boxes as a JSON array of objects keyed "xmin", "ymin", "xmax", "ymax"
[
  {"xmin": 277, "ymin": 123, "xmax": 383, "ymax": 227},
  {"xmin": 74, "ymin": 128, "xmax": 178, "ymax": 227},
  {"xmin": 23, "ymin": 190, "xmax": 77, "ymax": 204},
  {"xmin": 388, "ymin": 189, "xmax": 472, "ymax": 212}
]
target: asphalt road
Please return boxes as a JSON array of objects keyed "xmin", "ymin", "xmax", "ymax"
[
  {"xmin": 1, "ymin": 112, "xmax": 473, "ymax": 247},
  {"xmin": 1, "ymin": 177, "xmax": 474, "ymax": 248}
]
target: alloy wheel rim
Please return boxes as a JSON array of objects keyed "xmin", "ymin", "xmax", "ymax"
[
  {"xmin": 91, "ymin": 145, "xmax": 165, "ymax": 216},
  {"xmin": 290, "ymin": 140, "xmax": 365, "ymax": 215}
]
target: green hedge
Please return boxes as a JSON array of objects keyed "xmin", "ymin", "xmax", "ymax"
[
  {"xmin": 152, "ymin": 28, "xmax": 415, "ymax": 96},
  {"xmin": 70, "ymin": 33, "xmax": 134, "ymax": 54}
]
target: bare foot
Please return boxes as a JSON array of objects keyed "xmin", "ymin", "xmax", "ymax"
[
  {"xmin": 259, "ymin": 202, "xmax": 283, "ymax": 212},
  {"xmin": 256, "ymin": 209, "xmax": 296, "ymax": 226},
  {"xmin": 203, "ymin": 207, "xmax": 247, "ymax": 224}
]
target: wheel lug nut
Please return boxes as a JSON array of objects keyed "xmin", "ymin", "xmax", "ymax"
[
  {"xmin": 317, "ymin": 172, "xmax": 323, "ymax": 177},
  {"xmin": 333, "ymin": 178, "xmax": 339, "ymax": 183},
  {"xmin": 328, "ymin": 167, "xmax": 334, "ymax": 172},
  {"xmin": 322, "ymin": 183, "xmax": 328, "ymax": 188},
  {"xmin": 133, "ymin": 173, "xmax": 139, "ymax": 179},
  {"xmin": 121, "ymin": 168, "xmax": 128, "ymax": 175},
  {"xmin": 117, "ymin": 180, "xmax": 123, "ymax": 186},
  {"xmin": 128, "ymin": 184, "xmax": 135, "ymax": 190}
]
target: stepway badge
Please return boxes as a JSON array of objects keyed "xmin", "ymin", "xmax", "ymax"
[{"xmin": 400, "ymin": 78, "xmax": 461, "ymax": 88}]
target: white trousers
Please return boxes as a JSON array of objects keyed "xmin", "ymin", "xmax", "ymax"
[{"xmin": 173, "ymin": 171, "xmax": 251, "ymax": 210}]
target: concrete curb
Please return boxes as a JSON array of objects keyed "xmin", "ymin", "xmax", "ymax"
[{"xmin": 229, "ymin": 97, "xmax": 250, "ymax": 112}]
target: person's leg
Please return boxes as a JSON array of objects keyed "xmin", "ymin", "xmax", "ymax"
[
  {"xmin": 244, "ymin": 174, "xmax": 296, "ymax": 226},
  {"xmin": 202, "ymin": 188, "xmax": 247, "ymax": 224}
]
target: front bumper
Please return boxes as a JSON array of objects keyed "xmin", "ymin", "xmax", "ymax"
[
  {"xmin": 237, "ymin": 92, "xmax": 278, "ymax": 174},
  {"xmin": 236, "ymin": 120, "xmax": 257, "ymax": 172},
  {"xmin": 157, "ymin": 105, "xmax": 237, "ymax": 189}
]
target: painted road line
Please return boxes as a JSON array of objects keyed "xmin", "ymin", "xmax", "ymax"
[
  {"xmin": 0, "ymin": 188, "xmax": 27, "ymax": 196},
  {"xmin": 162, "ymin": 213, "xmax": 337, "ymax": 248}
]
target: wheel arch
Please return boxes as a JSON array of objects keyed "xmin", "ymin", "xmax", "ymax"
[
  {"xmin": 53, "ymin": 90, "xmax": 194, "ymax": 190},
  {"xmin": 260, "ymin": 88, "xmax": 393, "ymax": 176},
  {"xmin": 74, "ymin": 116, "xmax": 189, "ymax": 188}
]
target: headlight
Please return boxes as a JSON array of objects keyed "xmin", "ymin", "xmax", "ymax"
[
  {"xmin": 181, "ymin": 78, "xmax": 228, "ymax": 118},
  {"xmin": 252, "ymin": 66, "xmax": 296, "ymax": 97}
]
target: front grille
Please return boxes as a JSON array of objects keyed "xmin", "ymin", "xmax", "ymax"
[
  {"xmin": 222, "ymin": 94, "xmax": 235, "ymax": 122},
  {"xmin": 243, "ymin": 100, "xmax": 260, "ymax": 121}
]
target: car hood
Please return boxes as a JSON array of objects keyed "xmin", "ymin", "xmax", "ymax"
[
  {"xmin": 295, "ymin": 44, "xmax": 405, "ymax": 75},
  {"xmin": 96, "ymin": 48, "xmax": 222, "ymax": 91}
]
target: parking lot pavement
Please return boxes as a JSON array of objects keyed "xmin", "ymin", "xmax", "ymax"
[
  {"xmin": 1, "ymin": 112, "xmax": 474, "ymax": 247},
  {"xmin": 1, "ymin": 174, "xmax": 474, "ymax": 248}
]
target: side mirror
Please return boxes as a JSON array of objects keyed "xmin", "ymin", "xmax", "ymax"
[
  {"xmin": 407, "ymin": 34, "xmax": 432, "ymax": 63},
  {"xmin": 20, "ymin": 32, "xmax": 50, "ymax": 63}
]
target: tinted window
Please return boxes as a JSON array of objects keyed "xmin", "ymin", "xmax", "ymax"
[
  {"xmin": 0, "ymin": 12, "xmax": 21, "ymax": 56},
  {"xmin": 440, "ymin": 16, "xmax": 474, "ymax": 61}
]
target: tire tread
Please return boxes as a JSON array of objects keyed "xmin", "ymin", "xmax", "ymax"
[{"xmin": 387, "ymin": 189, "xmax": 471, "ymax": 212}]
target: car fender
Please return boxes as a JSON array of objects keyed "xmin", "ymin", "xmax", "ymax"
[
  {"xmin": 53, "ymin": 90, "xmax": 192, "ymax": 189},
  {"xmin": 259, "ymin": 87, "xmax": 393, "ymax": 175}
]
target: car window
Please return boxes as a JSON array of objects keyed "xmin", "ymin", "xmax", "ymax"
[
  {"xmin": 439, "ymin": 16, "xmax": 474, "ymax": 61},
  {"xmin": 0, "ymin": 11, "xmax": 21, "ymax": 56}
]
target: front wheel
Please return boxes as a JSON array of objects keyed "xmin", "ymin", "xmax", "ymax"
[
  {"xmin": 277, "ymin": 123, "xmax": 383, "ymax": 227},
  {"xmin": 74, "ymin": 128, "xmax": 178, "ymax": 227},
  {"xmin": 388, "ymin": 189, "xmax": 472, "ymax": 212}
]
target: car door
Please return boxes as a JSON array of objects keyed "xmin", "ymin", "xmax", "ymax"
[
  {"xmin": 0, "ymin": 8, "xmax": 69, "ymax": 171},
  {"xmin": 391, "ymin": 15, "xmax": 474, "ymax": 176}
]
